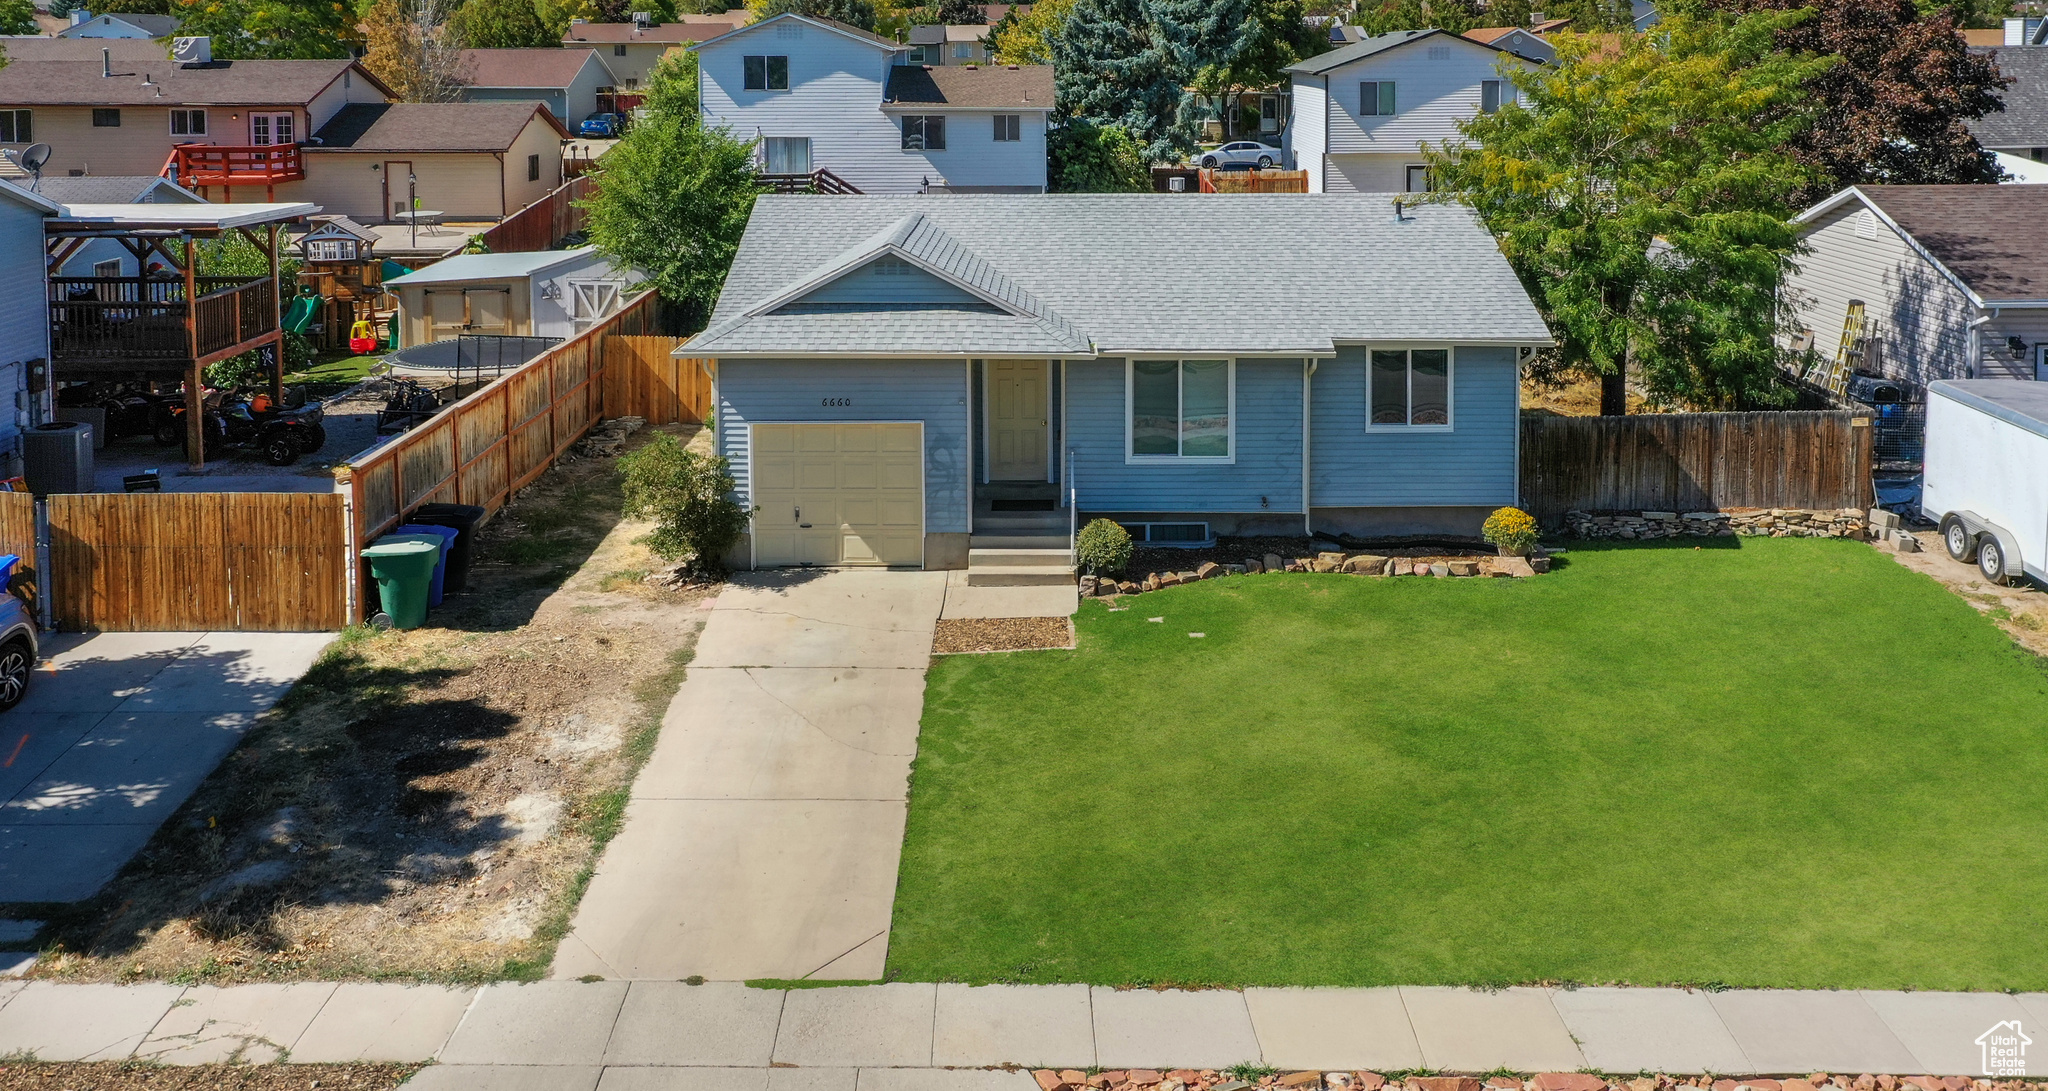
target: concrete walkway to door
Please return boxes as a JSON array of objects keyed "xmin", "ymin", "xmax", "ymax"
[{"xmin": 553, "ymin": 568, "xmax": 947, "ymax": 982}]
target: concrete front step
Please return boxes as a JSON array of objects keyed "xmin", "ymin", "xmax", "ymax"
[
  {"xmin": 969, "ymin": 548, "xmax": 1072, "ymax": 568},
  {"xmin": 966, "ymin": 565, "xmax": 1078, "ymax": 587},
  {"xmin": 970, "ymin": 534, "xmax": 1071, "ymax": 550},
  {"xmin": 973, "ymin": 515, "xmax": 1067, "ymax": 534}
]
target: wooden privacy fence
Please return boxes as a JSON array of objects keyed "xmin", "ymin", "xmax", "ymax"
[
  {"xmin": 479, "ymin": 175, "xmax": 594, "ymax": 254},
  {"xmin": 45, "ymin": 493, "xmax": 347, "ymax": 632},
  {"xmin": 604, "ymin": 336, "xmax": 708, "ymax": 426},
  {"xmin": 1520, "ymin": 410, "xmax": 1875, "ymax": 518},
  {"xmin": 339, "ymin": 290, "xmax": 668, "ymax": 619}
]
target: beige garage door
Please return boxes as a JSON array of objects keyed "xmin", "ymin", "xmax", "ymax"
[{"xmin": 751, "ymin": 422, "xmax": 924, "ymax": 568}]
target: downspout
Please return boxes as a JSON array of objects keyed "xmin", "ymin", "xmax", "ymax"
[
  {"xmin": 497, "ymin": 152, "xmax": 508, "ymax": 218},
  {"xmin": 1968, "ymin": 307, "xmax": 1996, "ymax": 379},
  {"xmin": 1302, "ymin": 358, "xmax": 1317, "ymax": 536},
  {"xmin": 1321, "ymin": 74, "xmax": 1331, "ymax": 194},
  {"xmin": 964, "ymin": 358, "xmax": 973, "ymax": 536}
]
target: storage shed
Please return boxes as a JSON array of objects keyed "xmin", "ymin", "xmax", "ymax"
[{"xmin": 383, "ymin": 247, "xmax": 641, "ymax": 345}]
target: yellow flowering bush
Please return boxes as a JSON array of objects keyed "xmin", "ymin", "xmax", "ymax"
[{"xmin": 1482, "ymin": 506, "xmax": 1541, "ymax": 554}]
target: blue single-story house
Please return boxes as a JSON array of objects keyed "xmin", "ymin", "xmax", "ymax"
[{"xmin": 683, "ymin": 193, "xmax": 1552, "ymax": 572}]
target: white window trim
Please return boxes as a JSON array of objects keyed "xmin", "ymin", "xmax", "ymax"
[
  {"xmin": 1124, "ymin": 357, "xmax": 1238, "ymax": 464},
  {"xmin": 1364, "ymin": 344, "xmax": 1456, "ymax": 432},
  {"xmin": 169, "ymin": 108, "xmax": 206, "ymax": 136}
]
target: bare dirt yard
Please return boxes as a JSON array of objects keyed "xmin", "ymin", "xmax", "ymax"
[
  {"xmin": 0, "ymin": 1063, "xmax": 418, "ymax": 1090},
  {"xmin": 1885, "ymin": 532, "xmax": 2048, "ymax": 657},
  {"xmin": 20, "ymin": 424, "xmax": 714, "ymax": 984}
]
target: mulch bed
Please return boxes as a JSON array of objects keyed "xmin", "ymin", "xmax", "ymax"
[
  {"xmin": 0, "ymin": 1063, "xmax": 420, "ymax": 1090},
  {"xmin": 933, "ymin": 617, "xmax": 1073, "ymax": 654}
]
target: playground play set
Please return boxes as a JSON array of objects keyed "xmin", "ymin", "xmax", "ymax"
[{"xmin": 287, "ymin": 215, "xmax": 407, "ymax": 355}]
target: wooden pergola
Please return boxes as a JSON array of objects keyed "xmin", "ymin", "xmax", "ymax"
[{"xmin": 44, "ymin": 202, "xmax": 318, "ymax": 470}]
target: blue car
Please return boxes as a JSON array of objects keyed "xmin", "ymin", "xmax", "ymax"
[
  {"xmin": 0, "ymin": 553, "xmax": 37, "ymax": 712},
  {"xmin": 579, "ymin": 112, "xmax": 624, "ymax": 138}
]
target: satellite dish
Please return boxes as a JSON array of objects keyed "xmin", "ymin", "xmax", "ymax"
[{"xmin": 18, "ymin": 144, "xmax": 50, "ymax": 179}]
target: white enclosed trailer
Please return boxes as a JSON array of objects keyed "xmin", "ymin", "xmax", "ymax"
[{"xmin": 1922, "ymin": 380, "xmax": 2048, "ymax": 586}]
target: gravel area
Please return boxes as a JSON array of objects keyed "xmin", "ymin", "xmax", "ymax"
[
  {"xmin": 0, "ymin": 1063, "xmax": 419, "ymax": 1090},
  {"xmin": 933, "ymin": 616, "xmax": 1073, "ymax": 654}
]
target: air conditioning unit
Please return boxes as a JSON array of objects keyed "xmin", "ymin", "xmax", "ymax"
[
  {"xmin": 23, "ymin": 421, "xmax": 94, "ymax": 495},
  {"xmin": 172, "ymin": 36, "xmax": 213, "ymax": 66}
]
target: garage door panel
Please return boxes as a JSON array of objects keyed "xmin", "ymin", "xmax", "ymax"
[{"xmin": 751, "ymin": 422, "xmax": 923, "ymax": 568}]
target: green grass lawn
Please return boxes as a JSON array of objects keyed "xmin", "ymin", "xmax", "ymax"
[
  {"xmin": 286, "ymin": 352, "xmax": 384, "ymax": 390},
  {"xmin": 890, "ymin": 538, "xmax": 2048, "ymax": 990}
]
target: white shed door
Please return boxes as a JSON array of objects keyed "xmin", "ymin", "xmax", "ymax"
[{"xmin": 751, "ymin": 423, "xmax": 923, "ymax": 568}]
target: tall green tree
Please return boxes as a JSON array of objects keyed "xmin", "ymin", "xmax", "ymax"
[
  {"xmin": 989, "ymin": 0, "xmax": 1071, "ymax": 63},
  {"xmin": 0, "ymin": 0, "xmax": 37, "ymax": 35},
  {"xmin": 750, "ymin": 0, "xmax": 878, "ymax": 30},
  {"xmin": 452, "ymin": 0, "xmax": 557, "ymax": 48},
  {"xmin": 582, "ymin": 115, "xmax": 758, "ymax": 330},
  {"xmin": 1052, "ymin": 0, "xmax": 1257, "ymax": 161},
  {"xmin": 935, "ymin": 0, "xmax": 984, "ymax": 22},
  {"xmin": 1712, "ymin": 0, "xmax": 2007, "ymax": 205},
  {"xmin": 1048, "ymin": 119, "xmax": 1152, "ymax": 191},
  {"xmin": 1425, "ymin": 11, "xmax": 1831, "ymax": 412},
  {"xmin": 170, "ymin": 0, "xmax": 359, "ymax": 58},
  {"xmin": 641, "ymin": 43, "xmax": 699, "ymax": 118},
  {"xmin": 1189, "ymin": 0, "xmax": 1325, "ymax": 138}
]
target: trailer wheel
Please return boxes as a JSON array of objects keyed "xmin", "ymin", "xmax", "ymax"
[
  {"xmin": 1943, "ymin": 517, "xmax": 1976, "ymax": 561},
  {"xmin": 1978, "ymin": 536, "xmax": 2010, "ymax": 585}
]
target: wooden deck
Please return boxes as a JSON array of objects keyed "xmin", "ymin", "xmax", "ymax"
[{"xmin": 49, "ymin": 276, "xmax": 280, "ymax": 374}]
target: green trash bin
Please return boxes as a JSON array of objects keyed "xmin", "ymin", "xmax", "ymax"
[{"xmin": 361, "ymin": 534, "xmax": 443, "ymax": 630}]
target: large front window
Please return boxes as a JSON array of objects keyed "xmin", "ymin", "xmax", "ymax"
[
  {"xmin": 1130, "ymin": 358, "xmax": 1232, "ymax": 460},
  {"xmin": 1370, "ymin": 347, "xmax": 1452, "ymax": 428}
]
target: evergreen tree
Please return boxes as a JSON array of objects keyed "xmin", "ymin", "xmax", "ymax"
[
  {"xmin": 935, "ymin": 0, "xmax": 984, "ymax": 22},
  {"xmin": 1053, "ymin": 0, "xmax": 1274, "ymax": 162}
]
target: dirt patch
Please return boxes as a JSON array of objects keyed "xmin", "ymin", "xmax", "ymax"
[
  {"xmin": 1520, "ymin": 374, "xmax": 1655, "ymax": 417},
  {"xmin": 934, "ymin": 617, "xmax": 1073, "ymax": 654},
  {"xmin": 0, "ymin": 1063, "xmax": 419, "ymax": 1090},
  {"xmin": 1882, "ymin": 535, "xmax": 2048, "ymax": 657},
  {"xmin": 19, "ymin": 425, "xmax": 715, "ymax": 984}
]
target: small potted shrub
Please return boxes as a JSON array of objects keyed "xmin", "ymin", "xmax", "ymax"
[
  {"xmin": 1482, "ymin": 506, "xmax": 1541, "ymax": 557},
  {"xmin": 1073, "ymin": 518, "xmax": 1134, "ymax": 576}
]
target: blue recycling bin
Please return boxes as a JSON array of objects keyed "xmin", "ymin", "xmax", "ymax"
[{"xmin": 396, "ymin": 523, "xmax": 460, "ymax": 607}]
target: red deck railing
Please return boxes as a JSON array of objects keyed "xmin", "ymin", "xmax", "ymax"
[{"xmin": 164, "ymin": 144, "xmax": 307, "ymax": 189}]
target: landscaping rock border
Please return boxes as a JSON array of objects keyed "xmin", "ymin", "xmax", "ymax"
[
  {"xmin": 1563, "ymin": 508, "xmax": 1869, "ymax": 541},
  {"xmin": 1082, "ymin": 549, "xmax": 1548, "ymax": 597},
  {"xmin": 1032, "ymin": 1070, "xmax": 2048, "ymax": 1091}
]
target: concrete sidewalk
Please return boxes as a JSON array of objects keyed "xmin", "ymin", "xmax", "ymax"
[
  {"xmin": 0, "ymin": 980, "xmax": 2041, "ymax": 1084},
  {"xmin": 0, "ymin": 630, "xmax": 335, "ymax": 904},
  {"xmin": 552, "ymin": 569, "xmax": 948, "ymax": 982}
]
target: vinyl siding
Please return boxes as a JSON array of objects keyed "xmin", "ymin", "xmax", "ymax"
[
  {"xmin": 716, "ymin": 358, "xmax": 971, "ymax": 532},
  {"xmin": 297, "ymin": 149, "xmax": 516, "ymax": 221},
  {"xmin": 601, "ymin": 42, "xmax": 683, "ymax": 88},
  {"xmin": 1289, "ymin": 75, "xmax": 1326, "ymax": 191},
  {"xmin": 1973, "ymin": 310, "xmax": 2048, "ymax": 381},
  {"xmin": 1064, "ymin": 357, "xmax": 1305, "ymax": 513},
  {"xmin": 503, "ymin": 113, "xmax": 567, "ymax": 212},
  {"xmin": 0, "ymin": 103, "xmax": 313, "ymax": 177},
  {"xmin": 1787, "ymin": 203, "xmax": 1976, "ymax": 388},
  {"xmin": 0, "ymin": 197, "xmax": 49, "ymax": 460},
  {"xmin": 698, "ymin": 20, "xmax": 1044, "ymax": 194},
  {"xmin": 1320, "ymin": 38, "xmax": 1527, "ymax": 156},
  {"xmin": 305, "ymin": 67, "xmax": 387, "ymax": 132},
  {"xmin": 1309, "ymin": 344, "xmax": 1518, "ymax": 507},
  {"xmin": 1324, "ymin": 152, "xmax": 1421, "ymax": 194}
]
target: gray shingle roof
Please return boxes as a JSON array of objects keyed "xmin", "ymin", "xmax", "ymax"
[
  {"xmin": 19, "ymin": 175, "xmax": 195, "ymax": 203},
  {"xmin": 1970, "ymin": 47, "xmax": 2048, "ymax": 149},
  {"xmin": 691, "ymin": 194, "xmax": 1551, "ymax": 357},
  {"xmin": 310, "ymin": 102, "xmax": 569, "ymax": 152},
  {"xmin": 883, "ymin": 64, "xmax": 1053, "ymax": 109},
  {"xmin": 0, "ymin": 39, "xmax": 382, "ymax": 107},
  {"xmin": 1286, "ymin": 28, "xmax": 1519, "ymax": 75}
]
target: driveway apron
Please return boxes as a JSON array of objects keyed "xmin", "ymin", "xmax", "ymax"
[{"xmin": 554, "ymin": 568, "xmax": 946, "ymax": 981}]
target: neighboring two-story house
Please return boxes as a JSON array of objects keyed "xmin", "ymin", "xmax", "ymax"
[
  {"xmin": 1285, "ymin": 28, "xmax": 1540, "ymax": 194},
  {"xmin": 562, "ymin": 17, "xmax": 742, "ymax": 89},
  {"xmin": 456, "ymin": 47, "xmax": 615, "ymax": 126},
  {"xmin": 54, "ymin": 12, "xmax": 182, "ymax": 38},
  {"xmin": 693, "ymin": 13, "xmax": 1049, "ymax": 194},
  {"xmin": 906, "ymin": 24, "xmax": 992, "ymax": 65}
]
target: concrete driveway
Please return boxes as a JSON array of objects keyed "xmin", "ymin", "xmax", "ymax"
[
  {"xmin": 553, "ymin": 568, "xmax": 945, "ymax": 981},
  {"xmin": 0, "ymin": 630, "xmax": 334, "ymax": 903}
]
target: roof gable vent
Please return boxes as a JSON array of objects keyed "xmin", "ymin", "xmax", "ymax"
[{"xmin": 1854, "ymin": 207, "xmax": 1881, "ymax": 240}]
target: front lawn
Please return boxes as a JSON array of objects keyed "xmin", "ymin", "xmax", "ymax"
[{"xmin": 890, "ymin": 539, "xmax": 2048, "ymax": 990}]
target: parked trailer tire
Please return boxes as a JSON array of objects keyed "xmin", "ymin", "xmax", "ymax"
[
  {"xmin": 1979, "ymin": 536, "xmax": 2010, "ymax": 585},
  {"xmin": 1943, "ymin": 516, "xmax": 1977, "ymax": 561}
]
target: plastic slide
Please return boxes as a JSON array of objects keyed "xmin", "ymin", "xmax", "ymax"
[{"xmin": 283, "ymin": 294, "xmax": 324, "ymax": 335}]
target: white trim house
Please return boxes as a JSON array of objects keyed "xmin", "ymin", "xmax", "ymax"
[
  {"xmin": 1285, "ymin": 28, "xmax": 1542, "ymax": 195},
  {"xmin": 684, "ymin": 194, "xmax": 1553, "ymax": 571},
  {"xmin": 690, "ymin": 13, "xmax": 1050, "ymax": 194}
]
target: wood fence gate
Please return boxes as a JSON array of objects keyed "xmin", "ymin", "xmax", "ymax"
[
  {"xmin": 603, "ymin": 336, "xmax": 709, "ymax": 425},
  {"xmin": 45, "ymin": 492, "xmax": 347, "ymax": 632},
  {"xmin": 1520, "ymin": 411, "xmax": 1875, "ymax": 517}
]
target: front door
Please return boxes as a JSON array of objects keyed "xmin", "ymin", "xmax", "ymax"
[{"xmin": 989, "ymin": 359, "xmax": 1047, "ymax": 480}]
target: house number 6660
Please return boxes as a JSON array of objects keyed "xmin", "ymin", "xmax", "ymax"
[{"xmin": 821, "ymin": 397, "xmax": 852, "ymax": 406}]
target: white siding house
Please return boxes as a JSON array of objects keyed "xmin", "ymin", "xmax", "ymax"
[
  {"xmin": 1786, "ymin": 185, "xmax": 2048, "ymax": 389},
  {"xmin": 1284, "ymin": 29, "xmax": 1540, "ymax": 194},
  {"xmin": 0, "ymin": 183, "xmax": 58, "ymax": 476},
  {"xmin": 692, "ymin": 13, "xmax": 1049, "ymax": 194}
]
